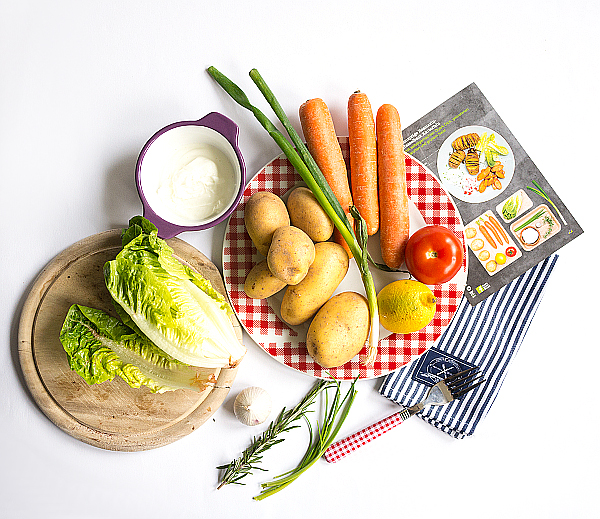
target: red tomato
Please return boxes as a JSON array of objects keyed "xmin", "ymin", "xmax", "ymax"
[
  {"xmin": 505, "ymin": 246, "xmax": 517, "ymax": 257},
  {"xmin": 405, "ymin": 225, "xmax": 464, "ymax": 285}
]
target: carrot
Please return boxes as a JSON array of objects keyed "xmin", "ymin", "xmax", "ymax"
[
  {"xmin": 348, "ymin": 91, "xmax": 379, "ymax": 235},
  {"xmin": 485, "ymin": 220, "xmax": 503, "ymax": 246},
  {"xmin": 488, "ymin": 215, "xmax": 509, "ymax": 244},
  {"xmin": 477, "ymin": 219, "xmax": 497, "ymax": 249},
  {"xmin": 299, "ymin": 98, "xmax": 353, "ymax": 256},
  {"xmin": 376, "ymin": 103, "xmax": 409, "ymax": 269}
]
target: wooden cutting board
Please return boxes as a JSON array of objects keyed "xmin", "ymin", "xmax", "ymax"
[{"xmin": 18, "ymin": 229, "xmax": 241, "ymax": 451}]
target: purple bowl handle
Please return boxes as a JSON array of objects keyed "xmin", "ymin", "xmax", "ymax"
[
  {"xmin": 196, "ymin": 112, "xmax": 246, "ymax": 183},
  {"xmin": 142, "ymin": 205, "xmax": 184, "ymax": 240}
]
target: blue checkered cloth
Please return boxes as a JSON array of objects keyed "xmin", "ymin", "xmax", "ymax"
[{"xmin": 379, "ymin": 254, "xmax": 559, "ymax": 439}]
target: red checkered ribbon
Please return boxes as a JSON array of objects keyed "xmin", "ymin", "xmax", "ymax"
[
  {"xmin": 324, "ymin": 410, "xmax": 408, "ymax": 463},
  {"xmin": 223, "ymin": 137, "xmax": 466, "ymax": 380}
]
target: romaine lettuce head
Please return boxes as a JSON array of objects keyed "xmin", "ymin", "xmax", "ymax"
[
  {"xmin": 103, "ymin": 216, "xmax": 245, "ymax": 369},
  {"xmin": 59, "ymin": 304, "xmax": 219, "ymax": 393}
]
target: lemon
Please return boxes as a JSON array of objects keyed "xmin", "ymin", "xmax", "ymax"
[
  {"xmin": 377, "ymin": 279, "xmax": 436, "ymax": 334},
  {"xmin": 495, "ymin": 252, "xmax": 507, "ymax": 265}
]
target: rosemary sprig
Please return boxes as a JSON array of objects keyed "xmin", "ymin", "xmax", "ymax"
[
  {"xmin": 217, "ymin": 379, "xmax": 334, "ymax": 489},
  {"xmin": 526, "ymin": 179, "xmax": 567, "ymax": 225},
  {"xmin": 254, "ymin": 378, "xmax": 358, "ymax": 501}
]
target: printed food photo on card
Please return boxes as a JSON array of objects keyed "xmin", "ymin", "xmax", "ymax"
[
  {"xmin": 465, "ymin": 210, "xmax": 521, "ymax": 276},
  {"xmin": 401, "ymin": 83, "xmax": 583, "ymax": 304}
]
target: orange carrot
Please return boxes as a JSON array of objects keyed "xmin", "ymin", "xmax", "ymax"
[
  {"xmin": 488, "ymin": 215, "xmax": 509, "ymax": 244},
  {"xmin": 299, "ymin": 98, "xmax": 353, "ymax": 256},
  {"xmin": 478, "ymin": 219, "xmax": 497, "ymax": 249},
  {"xmin": 348, "ymin": 91, "xmax": 379, "ymax": 236},
  {"xmin": 376, "ymin": 103, "xmax": 409, "ymax": 269},
  {"xmin": 485, "ymin": 220, "xmax": 503, "ymax": 246}
]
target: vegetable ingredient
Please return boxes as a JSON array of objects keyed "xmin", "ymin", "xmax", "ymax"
[
  {"xmin": 348, "ymin": 91, "xmax": 379, "ymax": 235},
  {"xmin": 104, "ymin": 216, "xmax": 245, "ymax": 369},
  {"xmin": 543, "ymin": 214, "xmax": 555, "ymax": 238},
  {"xmin": 448, "ymin": 149, "xmax": 465, "ymax": 168},
  {"xmin": 404, "ymin": 225, "xmax": 464, "ymax": 285},
  {"xmin": 514, "ymin": 208, "xmax": 546, "ymax": 232},
  {"xmin": 484, "ymin": 219, "xmax": 503, "ymax": 246},
  {"xmin": 267, "ymin": 226, "xmax": 316, "ymax": 285},
  {"xmin": 477, "ymin": 219, "xmax": 497, "ymax": 249},
  {"xmin": 452, "ymin": 133, "xmax": 480, "ymax": 150},
  {"xmin": 299, "ymin": 97, "xmax": 355, "ymax": 256},
  {"xmin": 376, "ymin": 103, "xmax": 410, "ymax": 270},
  {"xmin": 254, "ymin": 378, "xmax": 357, "ymax": 500},
  {"xmin": 465, "ymin": 227, "xmax": 477, "ymax": 239},
  {"xmin": 244, "ymin": 260, "xmax": 287, "ymax": 299},
  {"xmin": 207, "ymin": 67, "xmax": 380, "ymax": 365},
  {"xmin": 486, "ymin": 260, "xmax": 497, "ymax": 272},
  {"xmin": 217, "ymin": 379, "xmax": 332, "ymax": 488},
  {"xmin": 495, "ymin": 253, "xmax": 507, "ymax": 265},
  {"xmin": 488, "ymin": 215, "xmax": 509, "ymax": 243},
  {"xmin": 505, "ymin": 246, "xmax": 517, "ymax": 257},
  {"xmin": 244, "ymin": 191, "xmax": 290, "ymax": 256},
  {"xmin": 465, "ymin": 148, "xmax": 480, "ymax": 175},
  {"xmin": 60, "ymin": 304, "xmax": 218, "ymax": 393},
  {"xmin": 286, "ymin": 186, "xmax": 334, "ymax": 242},
  {"xmin": 281, "ymin": 242, "xmax": 349, "ymax": 326},
  {"xmin": 234, "ymin": 387, "xmax": 272, "ymax": 426},
  {"xmin": 526, "ymin": 180, "xmax": 567, "ymax": 224},
  {"xmin": 377, "ymin": 280, "xmax": 436, "ymax": 334},
  {"xmin": 306, "ymin": 291, "xmax": 370, "ymax": 368},
  {"xmin": 501, "ymin": 192, "xmax": 522, "ymax": 220},
  {"xmin": 478, "ymin": 250, "xmax": 490, "ymax": 261},
  {"xmin": 470, "ymin": 238, "xmax": 484, "ymax": 251}
]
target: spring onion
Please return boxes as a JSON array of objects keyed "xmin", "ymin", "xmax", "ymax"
[
  {"xmin": 526, "ymin": 180, "xmax": 567, "ymax": 225},
  {"xmin": 515, "ymin": 208, "xmax": 546, "ymax": 232},
  {"xmin": 207, "ymin": 66, "xmax": 379, "ymax": 364},
  {"xmin": 254, "ymin": 378, "xmax": 358, "ymax": 500}
]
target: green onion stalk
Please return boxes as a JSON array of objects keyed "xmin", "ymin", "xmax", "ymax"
[
  {"xmin": 254, "ymin": 377, "xmax": 358, "ymax": 500},
  {"xmin": 207, "ymin": 66, "xmax": 379, "ymax": 364}
]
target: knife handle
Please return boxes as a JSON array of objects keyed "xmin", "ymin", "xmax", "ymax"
[{"xmin": 323, "ymin": 408, "xmax": 411, "ymax": 463}]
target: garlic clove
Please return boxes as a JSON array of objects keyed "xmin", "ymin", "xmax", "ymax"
[{"xmin": 233, "ymin": 387, "xmax": 272, "ymax": 426}]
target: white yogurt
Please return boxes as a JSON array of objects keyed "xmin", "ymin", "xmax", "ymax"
[{"xmin": 156, "ymin": 144, "xmax": 235, "ymax": 222}]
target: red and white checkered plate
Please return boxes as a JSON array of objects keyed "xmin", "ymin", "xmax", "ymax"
[{"xmin": 222, "ymin": 137, "xmax": 466, "ymax": 380}]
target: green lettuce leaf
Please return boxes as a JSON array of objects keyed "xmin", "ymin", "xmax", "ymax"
[
  {"xmin": 59, "ymin": 304, "xmax": 219, "ymax": 393},
  {"xmin": 103, "ymin": 216, "xmax": 245, "ymax": 368}
]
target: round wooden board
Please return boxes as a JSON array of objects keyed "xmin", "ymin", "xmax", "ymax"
[{"xmin": 18, "ymin": 229, "xmax": 242, "ymax": 451}]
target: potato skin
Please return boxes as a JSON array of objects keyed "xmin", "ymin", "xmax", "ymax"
[
  {"xmin": 286, "ymin": 187, "xmax": 334, "ymax": 242},
  {"xmin": 280, "ymin": 242, "xmax": 349, "ymax": 325},
  {"xmin": 306, "ymin": 292, "xmax": 370, "ymax": 368},
  {"xmin": 244, "ymin": 260, "xmax": 287, "ymax": 299},
  {"xmin": 245, "ymin": 192, "xmax": 290, "ymax": 256},
  {"xmin": 267, "ymin": 226, "xmax": 315, "ymax": 285}
]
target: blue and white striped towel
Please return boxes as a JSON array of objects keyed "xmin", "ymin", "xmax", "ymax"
[{"xmin": 379, "ymin": 254, "xmax": 559, "ymax": 439}]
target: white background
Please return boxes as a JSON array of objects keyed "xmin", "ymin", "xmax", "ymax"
[{"xmin": 2, "ymin": 1, "xmax": 598, "ymax": 517}]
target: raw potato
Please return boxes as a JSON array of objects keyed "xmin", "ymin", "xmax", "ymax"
[
  {"xmin": 280, "ymin": 242, "xmax": 349, "ymax": 325},
  {"xmin": 470, "ymin": 238, "xmax": 484, "ymax": 251},
  {"xmin": 478, "ymin": 250, "xmax": 490, "ymax": 261},
  {"xmin": 245, "ymin": 192, "xmax": 290, "ymax": 256},
  {"xmin": 465, "ymin": 227, "xmax": 477, "ymax": 239},
  {"xmin": 306, "ymin": 292, "xmax": 370, "ymax": 368},
  {"xmin": 267, "ymin": 226, "xmax": 316, "ymax": 285},
  {"xmin": 286, "ymin": 187, "xmax": 334, "ymax": 242},
  {"xmin": 244, "ymin": 260, "xmax": 287, "ymax": 299}
]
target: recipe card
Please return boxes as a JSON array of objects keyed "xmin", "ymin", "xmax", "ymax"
[{"xmin": 404, "ymin": 83, "xmax": 583, "ymax": 305}]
